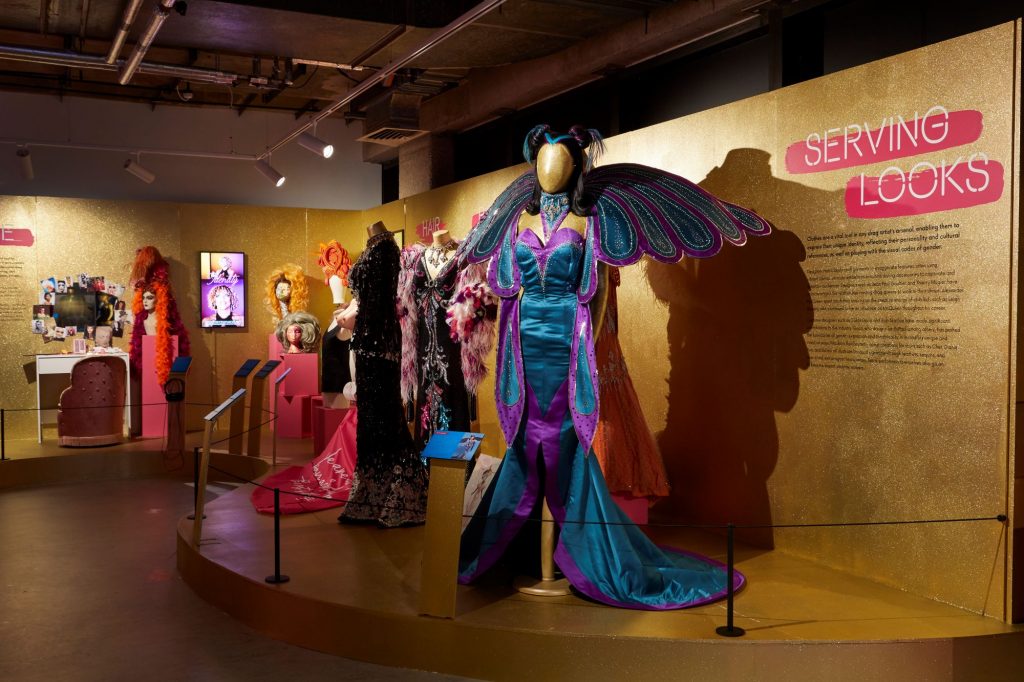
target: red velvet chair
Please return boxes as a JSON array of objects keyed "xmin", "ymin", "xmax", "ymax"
[{"xmin": 57, "ymin": 356, "xmax": 127, "ymax": 447}]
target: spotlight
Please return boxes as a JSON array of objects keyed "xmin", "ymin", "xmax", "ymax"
[
  {"xmin": 297, "ymin": 131, "xmax": 334, "ymax": 159},
  {"xmin": 255, "ymin": 159, "xmax": 286, "ymax": 187},
  {"xmin": 16, "ymin": 146, "xmax": 33, "ymax": 181},
  {"xmin": 124, "ymin": 158, "xmax": 156, "ymax": 184}
]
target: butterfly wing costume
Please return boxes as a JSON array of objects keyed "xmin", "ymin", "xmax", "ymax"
[{"xmin": 457, "ymin": 129, "xmax": 769, "ymax": 609}]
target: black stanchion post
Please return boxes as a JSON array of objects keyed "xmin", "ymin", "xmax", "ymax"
[
  {"xmin": 187, "ymin": 446, "xmax": 205, "ymax": 521},
  {"xmin": 716, "ymin": 523, "xmax": 745, "ymax": 637},
  {"xmin": 1, "ymin": 408, "xmax": 6, "ymax": 461},
  {"xmin": 265, "ymin": 488, "xmax": 290, "ymax": 584}
]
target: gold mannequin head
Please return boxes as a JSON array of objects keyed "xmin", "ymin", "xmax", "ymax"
[{"xmin": 536, "ymin": 143, "xmax": 575, "ymax": 193}]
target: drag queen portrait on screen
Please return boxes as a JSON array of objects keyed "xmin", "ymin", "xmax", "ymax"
[
  {"xmin": 456, "ymin": 125, "xmax": 771, "ymax": 609},
  {"xmin": 202, "ymin": 285, "xmax": 243, "ymax": 327},
  {"xmin": 200, "ymin": 251, "xmax": 246, "ymax": 329}
]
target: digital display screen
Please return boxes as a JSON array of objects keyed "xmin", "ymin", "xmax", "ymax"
[
  {"xmin": 199, "ymin": 251, "xmax": 246, "ymax": 329},
  {"xmin": 54, "ymin": 292, "xmax": 97, "ymax": 332}
]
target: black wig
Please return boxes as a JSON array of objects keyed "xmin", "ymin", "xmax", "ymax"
[{"xmin": 522, "ymin": 124, "xmax": 605, "ymax": 217}]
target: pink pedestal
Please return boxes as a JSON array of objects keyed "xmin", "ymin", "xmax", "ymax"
[
  {"xmin": 281, "ymin": 352, "xmax": 319, "ymax": 397},
  {"xmin": 611, "ymin": 493, "xmax": 648, "ymax": 525},
  {"xmin": 277, "ymin": 394, "xmax": 312, "ymax": 438},
  {"xmin": 141, "ymin": 335, "xmax": 178, "ymax": 439},
  {"xmin": 312, "ymin": 399, "xmax": 349, "ymax": 455}
]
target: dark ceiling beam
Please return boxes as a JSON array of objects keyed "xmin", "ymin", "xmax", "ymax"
[
  {"xmin": 293, "ymin": 98, "xmax": 320, "ymax": 119},
  {"xmin": 421, "ymin": 0, "xmax": 762, "ymax": 133},
  {"xmin": 349, "ymin": 25, "xmax": 407, "ymax": 68},
  {"xmin": 208, "ymin": 1, "xmax": 478, "ymax": 28},
  {"xmin": 236, "ymin": 92, "xmax": 258, "ymax": 115}
]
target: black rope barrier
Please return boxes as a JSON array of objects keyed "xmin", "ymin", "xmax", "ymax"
[
  {"xmin": 193, "ymin": 456, "xmax": 1008, "ymax": 638},
  {"xmin": 200, "ymin": 460, "xmax": 1007, "ymax": 529},
  {"xmin": 265, "ymin": 488, "xmax": 290, "ymax": 585}
]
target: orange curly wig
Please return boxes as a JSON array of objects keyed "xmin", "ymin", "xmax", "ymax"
[
  {"xmin": 264, "ymin": 263, "xmax": 309, "ymax": 323},
  {"xmin": 129, "ymin": 246, "xmax": 189, "ymax": 386}
]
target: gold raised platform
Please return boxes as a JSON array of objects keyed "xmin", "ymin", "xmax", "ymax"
[
  {"xmin": 176, "ymin": 481, "xmax": 1024, "ymax": 681},
  {"xmin": 4, "ymin": 435, "xmax": 1023, "ymax": 678}
]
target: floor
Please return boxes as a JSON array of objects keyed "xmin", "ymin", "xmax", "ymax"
[{"xmin": 0, "ymin": 473, "xmax": 477, "ymax": 682}]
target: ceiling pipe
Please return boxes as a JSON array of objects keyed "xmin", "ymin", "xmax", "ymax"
[
  {"xmin": 0, "ymin": 44, "xmax": 239, "ymax": 85},
  {"xmin": 106, "ymin": 0, "xmax": 145, "ymax": 64},
  {"xmin": 119, "ymin": 0, "xmax": 177, "ymax": 85},
  {"xmin": 0, "ymin": 137, "xmax": 258, "ymax": 162},
  {"xmin": 258, "ymin": 0, "xmax": 507, "ymax": 161}
]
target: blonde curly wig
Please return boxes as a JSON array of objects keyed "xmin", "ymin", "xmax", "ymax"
[{"xmin": 264, "ymin": 263, "xmax": 309, "ymax": 323}]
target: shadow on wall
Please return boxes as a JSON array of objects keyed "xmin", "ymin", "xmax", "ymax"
[{"xmin": 645, "ymin": 147, "xmax": 835, "ymax": 549}]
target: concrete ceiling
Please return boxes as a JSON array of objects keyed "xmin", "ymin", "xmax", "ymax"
[{"xmin": 0, "ymin": 0, "xmax": 772, "ymax": 134}]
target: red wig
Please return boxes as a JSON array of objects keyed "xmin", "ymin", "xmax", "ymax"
[{"xmin": 129, "ymin": 246, "xmax": 190, "ymax": 385}]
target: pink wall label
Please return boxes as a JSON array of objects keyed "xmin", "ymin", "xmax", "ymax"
[
  {"xmin": 785, "ymin": 108, "xmax": 983, "ymax": 174},
  {"xmin": 845, "ymin": 155, "xmax": 1004, "ymax": 219},
  {"xmin": 0, "ymin": 226, "xmax": 34, "ymax": 247},
  {"xmin": 416, "ymin": 216, "xmax": 446, "ymax": 241}
]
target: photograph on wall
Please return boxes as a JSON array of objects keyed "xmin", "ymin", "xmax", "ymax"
[
  {"xmin": 33, "ymin": 304, "xmax": 52, "ymax": 319},
  {"xmin": 95, "ymin": 292, "xmax": 119, "ymax": 326},
  {"xmin": 199, "ymin": 251, "xmax": 246, "ymax": 328}
]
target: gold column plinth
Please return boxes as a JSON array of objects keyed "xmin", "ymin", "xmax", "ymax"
[{"xmin": 419, "ymin": 458, "xmax": 469, "ymax": 618}]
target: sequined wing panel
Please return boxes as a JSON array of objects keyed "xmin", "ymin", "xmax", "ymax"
[
  {"xmin": 585, "ymin": 163, "xmax": 771, "ymax": 266},
  {"xmin": 459, "ymin": 170, "xmax": 536, "ymax": 265}
]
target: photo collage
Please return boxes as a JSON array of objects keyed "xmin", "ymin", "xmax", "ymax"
[{"xmin": 33, "ymin": 273, "xmax": 132, "ymax": 349}]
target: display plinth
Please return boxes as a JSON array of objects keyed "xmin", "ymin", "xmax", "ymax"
[
  {"xmin": 312, "ymin": 398, "xmax": 349, "ymax": 456},
  {"xmin": 277, "ymin": 394, "xmax": 312, "ymax": 439},
  {"xmin": 141, "ymin": 335, "xmax": 178, "ymax": 439},
  {"xmin": 419, "ymin": 457, "xmax": 470, "ymax": 618},
  {"xmin": 611, "ymin": 493, "xmax": 648, "ymax": 525}
]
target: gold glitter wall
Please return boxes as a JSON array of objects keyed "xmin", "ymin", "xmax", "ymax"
[
  {"xmin": 403, "ymin": 22, "xmax": 1021, "ymax": 618},
  {"xmin": 0, "ymin": 21, "xmax": 1018, "ymax": 620},
  {"xmin": 608, "ymin": 22, "xmax": 1017, "ymax": 618}
]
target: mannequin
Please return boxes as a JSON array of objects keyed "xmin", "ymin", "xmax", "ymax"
[
  {"xmin": 264, "ymin": 264, "xmax": 309, "ymax": 324},
  {"xmin": 142, "ymin": 290, "xmax": 158, "ymax": 335},
  {"xmin": 398, "ymin": 228, "xmax": 495, "ymax": 449},
  {"xmin": 275, "ymin": 312, "xmax": 321, "ymax": 354},
  {"xmin": 318, "ymin": 240, "xmax": 354, "ymax": 409},
  {"xmin": 338, "ymin": 221, "xmax": 428, "ymax": 527},
  {"xmin": 129, "ymin": 245, "xmax": 190, "ymax": 386},
  {"xmin": 457, "ymin": 124, "xmax": 769, "ymax": 610},
  {"xmin": 424, "ymin": 229, "xmax": 457, "ymax": 278},
  {"xmin": 275, "ymin": 278, "xmax": 291, "ymax": 318}
]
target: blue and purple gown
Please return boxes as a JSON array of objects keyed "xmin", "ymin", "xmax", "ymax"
[{"xmin": 458, "ymin": 196, "xmax": 745, "ymax": 609}]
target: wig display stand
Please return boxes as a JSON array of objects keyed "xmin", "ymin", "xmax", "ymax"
[
  {"xmin": 249, "ymin": 360, "xmax": 281, "ymax": 460},
  {"xmin": 275, "ymin": 353, "xmax": 318, "ymax": 439},
  {"xmin": 164, "ymin": 356, "xmax": 193, "ymax": 457},
  {"xmin": 419, "ymin": 456, "xmax": 472, "ymax": 618},
  {"xmin": 141, "ymin": 335, "xmax": 178, "ymax": 439},
  {"xmin": 228, "ymin": 359, "xmax": 260, "ymax": 455},
  {"xmin": 513, "ymin": 499, "xmax": 572, "ymax": 596}
]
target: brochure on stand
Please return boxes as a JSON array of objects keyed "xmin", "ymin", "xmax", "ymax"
[{"xmin": 421, "ymin": 431, "xmax": 485, "ymax": 461}]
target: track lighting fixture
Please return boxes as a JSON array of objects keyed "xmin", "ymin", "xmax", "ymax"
[
  {"xmin": 16, "ymin": 146, "xmax": 33, "ymax": 180},
  {"xmin": 255, "ymin": 159, "xmax": 286, "ymax": 187},
  {"xmin": 297, "ymin": 131, "xmax": 334, "ymax": 159},
  {"xmin": 124, "ymin": 158, "xmax": 156, "ymax": 184}
]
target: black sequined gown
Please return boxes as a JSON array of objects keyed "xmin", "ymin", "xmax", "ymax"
[
  {"xmin": 339, "ymin": 232, "xmax": 428, "ymax": 527},
  {"xmin": 410, "ymin": 253, "xmax": 470, "ymax": 448}
]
